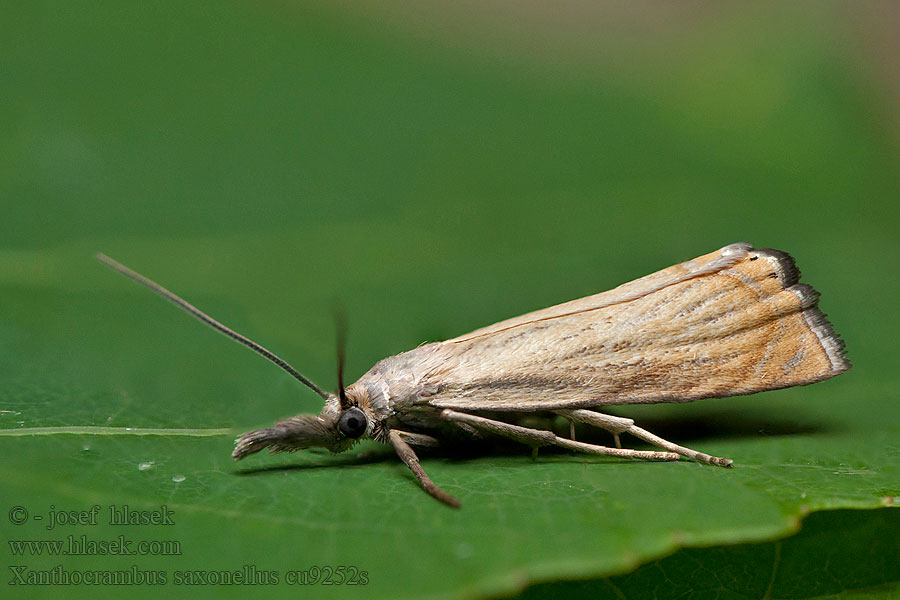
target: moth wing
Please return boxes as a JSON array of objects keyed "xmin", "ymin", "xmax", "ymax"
[
  {"xmin": 449, "ymin": 243, "xmax": 752, "ymax": 343},
  {"xmin": 424, "ymin": 243, "xmax": 849, "ymax": 412}
]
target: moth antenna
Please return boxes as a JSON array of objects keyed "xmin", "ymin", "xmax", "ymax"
[
  {"xmin": 96, "ymin": 253, "xmax": 331, "ymax": 401},
  {"xmin": 335, "ymin": 306, "xmax": 352, "ymax": 410}
]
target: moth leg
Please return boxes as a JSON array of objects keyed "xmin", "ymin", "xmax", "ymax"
[
  {"xmin": 440, "ymin": 409, "xmax": 679, "ymax": 462},
  {"xmin": 395, "ymin": 430, "xmax": 441, "ymax": 448},
  {"xmin": 554, "ymin": 409, "xmax": 733, "ymax": 468},
  {"xmin": 388, "ymin": 430, "xmax": 461, "ymax": 509}
]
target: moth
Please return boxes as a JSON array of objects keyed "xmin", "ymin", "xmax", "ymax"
[{"xmin": 98, "ymin": 243, "xmax": 849, "ymax": 508}]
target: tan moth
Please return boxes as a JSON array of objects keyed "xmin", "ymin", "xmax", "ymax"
[{"xmin": 99, "ymin": 243, "xmax": 849, "ymax": 508}]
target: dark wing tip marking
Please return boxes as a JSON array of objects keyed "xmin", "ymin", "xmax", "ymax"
[
  {"xmin": 788, "ymin": 283, "xmax": 821, "ymax": 310},
  {"xmin": 752, "ymin": 247, "xmax": 850, "ymax": 376},
  {"xmin": 801, "ymin": 304, "xmax": 851, "ymax": 375},
  {"xmin": 753, "ymin": 248, "xmax": 850, "ymax": 377},
  {"xmin": 753, "ymin": 248, "xmax": 802, "ymax": 287}
]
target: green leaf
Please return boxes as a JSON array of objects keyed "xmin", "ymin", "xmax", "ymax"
[
  {"xmin": 2, "ymin": 2, "xmax": 899, "ymax": 600},
  {"xmin": 518, "ymin": 509, "xmax": 900, "ymax": 599}
]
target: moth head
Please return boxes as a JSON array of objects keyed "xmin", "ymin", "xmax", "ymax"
[
  {"xmin": 232, "ymin": 381, "xmax": 377, "ymax": 459},
  {"xmin": 231, "ymin": 306, "xmax": 377, "ymax": 459}
]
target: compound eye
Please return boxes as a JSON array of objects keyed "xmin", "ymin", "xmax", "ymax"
[{"xmin": 338, "ymin": 407, "xmax": 367, "ymax": 439}]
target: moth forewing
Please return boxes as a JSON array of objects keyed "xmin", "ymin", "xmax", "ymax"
[
  {"xmin": 448, "ymin": 243, "xmax": 751, "ymax": 343},
  {"xmin": 415, "ymin": 244, "xmax": 849, "ymax": 412},
  {"xmin": 100, "ymin": 243, "xmax": 849, "ymax": 509}
]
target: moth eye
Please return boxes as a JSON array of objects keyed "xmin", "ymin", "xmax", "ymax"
[{"xmin": 338, "ymin": 407, "xmax": 367, "ymax": 439}]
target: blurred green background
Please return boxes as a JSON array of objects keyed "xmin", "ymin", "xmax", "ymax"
[{"xmin": 2, "ymin": 2, "xmax": 899, "ymax": 599}]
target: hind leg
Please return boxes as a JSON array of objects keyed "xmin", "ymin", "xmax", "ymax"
[
  {"xmin": 554, "ymin": 409, "xmax": 733, "ymax": 467},
  {"xmin": 440, "ymin": 410, "xmax": 679, "ymax": 462}
]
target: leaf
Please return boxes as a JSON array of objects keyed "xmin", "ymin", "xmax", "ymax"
[
  {"xmin": 518, "ymin": 509, "xmax": 900, "ymax": 599},
  {"xmin": 2, "ymin": 2, "xmax": 899, "ymax": 600},
  {"xmin": 2, "ymin": 238, "xmax": 898, "ymax": 600}
]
